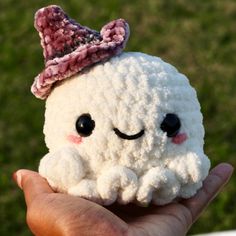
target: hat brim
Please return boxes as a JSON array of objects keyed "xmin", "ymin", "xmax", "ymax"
[{"xmin": 31, "ymin": 19, "xmax": 129, "ymax": 99}]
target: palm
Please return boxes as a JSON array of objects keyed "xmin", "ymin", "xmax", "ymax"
[
  {"xmin": 107, "ymin": 202, "xmax": 192, "ymax": 236},
  {"xmin": 26, "ymin": 193, "xmax": 191, "ymax": 236},
  {"xmin": 14, "ymin": 163, "xmax": 233, "ymax": 236}
]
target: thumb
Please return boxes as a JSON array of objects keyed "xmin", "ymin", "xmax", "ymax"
[
  {"xmin": 13, "ymin": 169, "xmax": 53, "ymax": 206},
  {"xmin": 181, "ymin": 163, "xmax": 234, "ymax": 223}
]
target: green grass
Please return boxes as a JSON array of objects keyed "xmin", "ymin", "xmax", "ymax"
[{"xmin": 1, "ymin": 0, "xmax": 236, "ymax": 235}]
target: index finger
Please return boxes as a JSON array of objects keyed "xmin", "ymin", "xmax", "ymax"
[
  {"xmin": 181, "ymin": 163, "xmax": 234, "ymax": 222},
  {"xmin": 13, "ymin": 169, "xmax": 53, "ymax": 207}
]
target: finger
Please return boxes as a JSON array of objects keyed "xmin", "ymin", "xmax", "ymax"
[
  {"xmin": 13, "ymin": 169, "xmax": 53, "ymax": 207},
  {"xmin": 181, "ymin": 163, "xmax": 234, "ymax": 222}
]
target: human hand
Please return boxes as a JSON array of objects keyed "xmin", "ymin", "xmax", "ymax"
[{"xmin": 13, "ymin": 163, "xmax": 233, "ymax": 236}]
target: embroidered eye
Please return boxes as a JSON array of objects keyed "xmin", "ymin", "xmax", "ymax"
[
  {"xmin": 160, "ymin": 113, "xmax": 181, "ymax": 137},
  {"xmin": 75, "ymin": 114, "xmax": 95, "ymax": 137}
]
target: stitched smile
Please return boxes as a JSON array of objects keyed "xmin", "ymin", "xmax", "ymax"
[{"xmin": 113, "ymin": 128, "xmax": 145, "ymax": 140}]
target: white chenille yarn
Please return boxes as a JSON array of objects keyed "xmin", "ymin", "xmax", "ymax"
[{"xmin": 39, "ymin": 52, "xmax": 210, "ymax": 206}]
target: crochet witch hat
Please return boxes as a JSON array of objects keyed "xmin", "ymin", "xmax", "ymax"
[{"xmin": 31, "ymin": 5, "xmax": 130, "ymax": 99}]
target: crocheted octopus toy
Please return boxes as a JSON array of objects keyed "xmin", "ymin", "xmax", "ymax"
[{"xmin": 32, "ymin": 5, "xmax": 210, "ymax": 206}]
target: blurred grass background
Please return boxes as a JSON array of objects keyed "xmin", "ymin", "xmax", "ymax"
[{"xmin": 0, "ymin": 0, "xmax": 236, "ymax": 235}]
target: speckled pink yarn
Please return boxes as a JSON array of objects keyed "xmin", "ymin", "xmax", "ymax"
[{"xmin": 31, "ymin": 5, "xmax": 130, "ymax": 99}]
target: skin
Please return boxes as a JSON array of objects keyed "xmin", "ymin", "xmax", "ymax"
[{"xmin": 13, "ymin": 163, "xmax": 233, "ymax": 236}]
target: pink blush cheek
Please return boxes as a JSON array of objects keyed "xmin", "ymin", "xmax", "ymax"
[
  {"xmin": 67, "ymin": 135, "xmax": 83, "ymax": 144},
  {"xmin": 171, "ymin": 133, "xmax": 188, "ymax": 145}
]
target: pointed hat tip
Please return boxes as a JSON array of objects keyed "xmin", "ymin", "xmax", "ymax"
[{"xmin": 32, "ymin": 5, "xmax": 129, "ymax": 99}]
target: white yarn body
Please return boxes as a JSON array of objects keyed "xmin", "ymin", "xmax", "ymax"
[{"xmin": 39, "ymin": 52, "xmax": 210, "ymax": 205}]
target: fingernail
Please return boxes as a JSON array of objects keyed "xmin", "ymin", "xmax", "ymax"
[
  {"xmin": 212, "ymin": 163, "xmax": 234, "ymax": 180},
  {"xmin": 220, "ymin": 163, "xmax": 234, "ymax": 174},
  {"xmin": 12, "ymin": 171, "xmax": 23, "ymax": 189}
]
